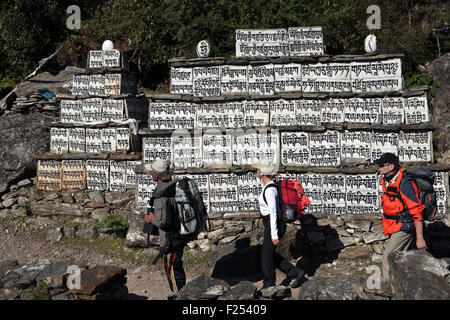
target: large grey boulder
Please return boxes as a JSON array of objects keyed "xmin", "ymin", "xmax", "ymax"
[
  {"xmin": 0, "ymin": 259, "xmax": 85, "ymax": 290},
  {"xmin": 388, "ymin": 250, "xmax": 450, "ymax": 300},
  {"xmin": 298, "ymin": 276, "xmax": 364, "ymax": 300},
  {"xmin": 218, "ymin": 281, "xmax": 257, "ymax": 300},
  {"xmin": 177, "ymin": 274, "xmax": 230, "ymax": 300},
  {"xmin": 427, "ymin": 52, "xmax": 450, "ymax": 164},
  {"xmin": 0, "ymin": 113, "xmax": 56, "ymax": 193},
  {"xmin": 125, "ymin": 210, "xmax": 153, "ymax": 248},
  {"xmin": 260, "ymin": 285, "xmax": 292, "ymax": 300},
  {"xmin": 14, "ymin": 67, "xmax": 84, "ymax": 98},
  {"xmin": 0, "ymin": 260, "xmax": 52, "ymax": 289}
]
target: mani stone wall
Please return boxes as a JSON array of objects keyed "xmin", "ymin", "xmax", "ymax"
[
  {"xmin": 136, "ymin": 53, "xmax": 449, "ymax": 215},
  {"xmin": 30, "ymin": 49, "xmax": 149, "ymax": 242},
  {"xmin": 28, "ymin": 31, "xmax": 450, "ymax": 257},
  {"xmin": 133, "ymin": 28, "xmax": 450, "ymax": 253},
  {"xmin": 34, "ymin": 49, "xmax": 147, "ymax": 195}
]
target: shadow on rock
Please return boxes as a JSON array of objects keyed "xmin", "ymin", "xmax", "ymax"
[
  {"xmin": 278, "ymin": 214, "xmax": 346, "ymax": 277},
  {"xmin": 210, "ymin": 214, "xmax": 347, "ymax": 285},
  {"xmin": 127, "ymin": 293, "xmax": 148, "ymax": 300},
  {"xmin": 425, "ymin": 220, "xmax": 450, "ymax": 259},
  {"xmin": 210, "ymin": 233, "xmax": 264, "ymax": 286}
]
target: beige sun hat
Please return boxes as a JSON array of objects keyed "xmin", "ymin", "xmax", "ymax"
[{"xmin": 251, "ymin": 161, "xmax": 278, "ymax": 176}]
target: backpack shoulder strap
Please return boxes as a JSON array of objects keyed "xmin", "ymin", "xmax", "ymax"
[
  {"xmin": 385, "ymin": 176, "xmax": 409, "ymax": 203},
  {"xmin": 385, "ymin": 174, "xmax": 414, "ymax": 197},
  {"xmin": 389, "ymin": 176, "xmax": 415, "ymax": 220},
  {"xmin": 401, "ymin": 172, "xmax": 415, "ymax": 186},
  {"xmin": 263, "ymin": 183, "xmax": 277, "ymax": 205},
  {"xmin": 399, "ymin": 174, "xmax": 422, "ymax": 201}
]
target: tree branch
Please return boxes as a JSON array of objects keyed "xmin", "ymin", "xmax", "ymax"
[{"xmin": 1, "ymin": 45, "xmax": 64, "ymax": 110}]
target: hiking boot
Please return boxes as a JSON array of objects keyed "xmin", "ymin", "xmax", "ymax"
[
  {"xmin": 281, "ymin": 268, "xmax": 304, "ymax": 288},
  {"xmin": 167, "ymin": 294, "xmax": 177, "ymax": 300}
]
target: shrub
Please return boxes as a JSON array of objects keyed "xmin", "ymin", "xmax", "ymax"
[{"xmin": 25, "ymin": 280, "xmax": 51, "ymax": 300}]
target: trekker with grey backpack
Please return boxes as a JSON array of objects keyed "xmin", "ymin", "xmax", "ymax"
[{"xmin": 143, "ymin": 160, "xmax": 208, "ymax": 299}]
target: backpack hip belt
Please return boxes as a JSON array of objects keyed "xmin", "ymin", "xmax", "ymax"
[{"xmin": 383, "ymin": 212, "xmax": 413, "ymax": 223}]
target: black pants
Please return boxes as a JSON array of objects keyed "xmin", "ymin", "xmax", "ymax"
[
  {"xmin": 261, "ymin": 218, "xmax": 296, "ymax": 287},
  {"xmin": 163, "ymin": 243, "xmax": 186, "ymax": 295}
]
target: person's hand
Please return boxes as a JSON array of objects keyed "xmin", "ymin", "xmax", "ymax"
[
  {"xmin": 416, "ymin": 238, "xmax": 427, "ymax": 250},
  {"xmin": 145, "ymin": 212, "xmax": 155, "ymax": 224},
  {"xmin": 272, "ymin": 239, "xmax": 280, "ymax": 246}
]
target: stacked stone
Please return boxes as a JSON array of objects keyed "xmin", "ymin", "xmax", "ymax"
[
  {"xmin": 71, "ymin": 265, "xmax": 128, "ymax": 300},
  {"xmin": 9, "ymin": 94, "xmax": 59, "ymax": 115},
  {"xmin": 31, "ymin": 49, "xmax": 149, "ymax": 236},
  {"xmin": 135, "ymin": 27, "xmax": 449, "ymax": 251},
  {"xmin": 34, "ymin": 48, "xmax": 147, "ymax": 194},
  {"xmin": 176, "ymin": 251, "xmax": 449, "ymax": 301},
  {"xmin": 0, "ymin": 259, "xmax": 128, "ymax": 300}
]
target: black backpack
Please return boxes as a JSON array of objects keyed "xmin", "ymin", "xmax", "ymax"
[{"xmin": 401, "ymin": 168, "xmax": 438, "ymax": 221}]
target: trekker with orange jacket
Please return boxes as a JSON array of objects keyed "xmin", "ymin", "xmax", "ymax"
[{"xmin": 375, "ymin": 153, "xmax": 427, "ymax": 283}]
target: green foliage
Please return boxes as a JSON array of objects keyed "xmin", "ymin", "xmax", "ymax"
[
  {"xmin": 0, "ymin": 0, "xmax": 447, "ymax": 90},
  {"xmin": 183, "ymin": 247, "xmax": 211, "ymax": 267},
  {"xmin": 0, "ymin": 0, "xmax": 69, "ymax": 84},
  {"xmin": 404, "ymin": 69, "xmax": 443, "ymax": 112},
  {"xmin": 18, "ymin": 199, "xmax": 31, "ymax": 216},
  {"xmin": 100, "ymin": 214, "xmax": 129, "ymax": 231},
  {"xmin": 407, "ymin": 70, "xmax": 442, "ymax": 92},
  {"xmin": 25, "ymin": 280, "xmax": 51, "ymax": 300}
]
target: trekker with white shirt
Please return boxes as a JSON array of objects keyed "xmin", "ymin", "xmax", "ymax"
[{"xmin": 253, "ymin": 163, "xmax": 304, "ymax": 290}]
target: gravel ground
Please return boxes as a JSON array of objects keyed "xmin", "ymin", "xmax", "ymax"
[
  {"xmin": 0, "ymin": 217, "xmax": 202, "ymax": 300},
  {"xmin": 1, "ymin": 216, "xmax": 371, "ymax": 300}
]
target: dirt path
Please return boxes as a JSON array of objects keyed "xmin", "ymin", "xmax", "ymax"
[
  {"xmin": 0, "ymin": 218, "xmax": 335, "ymax": 300},
  {"xmin": 0, "ymin": 218, "xmax": 203, "ymax": 300}
]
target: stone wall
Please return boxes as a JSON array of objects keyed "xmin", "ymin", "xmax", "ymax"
[
  {"xmin": 1, "ymin": 35, "xmax": 449, "ymax": 271},
  {"xmin": 133, "ymin": 61, "xmax": 450, "ymax": 260},
  {"xmin": 1, "ymin": 178, "xmax": 135, "ymax": 242},
  {"xmin": 0, "ymin": 259, "xmax": 128, "ymax": 300},
  {"xmin": 1, "ymin": 172, "xmax": 449, "ymax": 263}
]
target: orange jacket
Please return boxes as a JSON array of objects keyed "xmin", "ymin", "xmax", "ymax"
[{"xmin": 381, "ymin": 168, "xmax": 424, "ymax": 236}]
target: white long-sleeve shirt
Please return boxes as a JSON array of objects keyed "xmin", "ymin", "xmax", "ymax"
[{"xmin": 259, "ymin": 181, "xmax": 280, "ymax": 240}]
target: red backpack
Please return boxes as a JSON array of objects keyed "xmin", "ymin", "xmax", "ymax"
[{"xmin": 263, "ymin": 179, "xmax": 311, "ymax": 223}]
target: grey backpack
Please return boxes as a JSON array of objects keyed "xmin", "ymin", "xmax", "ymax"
[
  {"xmin": 402, "ymin": 168, "xmax": 438, "ymax": 221},
  {"xmin": 175, "ymin": 177, "xmax": 208, "ymax": 240}
]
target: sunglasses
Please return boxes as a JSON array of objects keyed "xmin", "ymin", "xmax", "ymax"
[{"xmin": 377, "ymin": 163, "xmax": 392, "ymax": 168}]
